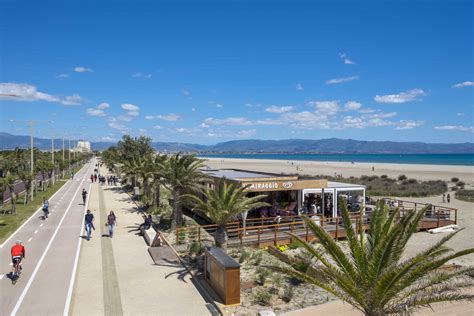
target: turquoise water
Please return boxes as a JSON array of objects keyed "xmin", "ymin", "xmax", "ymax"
[{"xmin": 199, "ymin": 153, "xmax": 474, "ymax": 166}]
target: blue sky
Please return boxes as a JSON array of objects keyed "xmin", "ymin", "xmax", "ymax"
[{"xmin": 0, "ymin": 0, "xmax": 472, "ymax": 144}]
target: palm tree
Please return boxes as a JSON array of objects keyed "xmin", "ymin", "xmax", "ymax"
[
  {"xmin": 0, "ymin": 175, "xmax": 17, "ymax": 214},
  {"xmin": 185, "ymin": 179, "xmax": 269, "ymax": 251},
  {"xmin": 149, "ymin": 154, "xmax": 168, "ymax": 208},
  {"xmin": 162, "ymin": 153, "xmax": 208, "ymax": 229},
  {"xmin": 18, "ymin": 171, "xmax": 33, "ymax": 204},
  {"xmin": 268, "ymin": 199, "xmax": 474, "ymax": 315}
]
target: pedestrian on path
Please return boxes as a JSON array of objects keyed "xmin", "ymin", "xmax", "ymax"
[
  {"xmin": 447, "ymin": 193, "xmax": 451, "ymax": 203},
  {"xmin": 84, "ymin": 209, "xmax": 95, "ymax": 241},
  {"xmin": 107, "ymin": 211, "xmax": 117, "ymax": 238},
  {"xmin": 442, "ymin": 193, "xmax": 446, "ymax": 203}
]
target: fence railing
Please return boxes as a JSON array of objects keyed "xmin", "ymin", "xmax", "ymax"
[{"xmin": 175, "ymin": 199, "xmax": 458, "ymax": 246}]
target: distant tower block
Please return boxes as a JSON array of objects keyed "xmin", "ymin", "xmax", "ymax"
[{"xmin": 73, "ymin": 140, "xmax": 92, "ymax": 153}]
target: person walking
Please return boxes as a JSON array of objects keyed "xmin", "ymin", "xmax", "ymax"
[
  {"xmin": 84, "ymin": 209, "xmax": 95, "ymax": 241},
  {"xmin": 447, "ymin": 193, "xmax": 451, "ymax": 203},
  {"xmin": 107, "ymin": 211, "xmax": 117, "ymax": 238},
  {"xmin": 442, "ymin": 193, "xmax": 446, "ymax": 203},
  {"xmin": 82, "ymin": 188, "xmax": 88, "ymax": 205},
  {"xmin": 42, "ymin": 198, "xmax": 49, "ymax": 219}
]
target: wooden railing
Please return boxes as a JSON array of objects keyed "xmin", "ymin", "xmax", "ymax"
[{"xmin": 175, "ymin": 199, "xmax": 458, "ymax": 246}]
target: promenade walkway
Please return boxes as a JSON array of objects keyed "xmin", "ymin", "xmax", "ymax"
[{"xmin": 70, "ymin": 166, "xmax": 211, "ymax": 315}]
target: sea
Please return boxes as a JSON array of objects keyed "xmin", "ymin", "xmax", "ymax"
[{"xmin": 199, "ymin": 153, "xmax": 474, "ymax": 166}]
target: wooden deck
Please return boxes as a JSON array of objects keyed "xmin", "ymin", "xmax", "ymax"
[{"xmin": 175, "ymin": 199, "xmax": 457, "ymax": 249}]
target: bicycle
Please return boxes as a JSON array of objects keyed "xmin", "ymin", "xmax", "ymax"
[{"xmin": 12, "ymin": 257, "xmax": 22, "ymax": 284}]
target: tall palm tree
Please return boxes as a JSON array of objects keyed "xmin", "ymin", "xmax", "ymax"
[
  {"xmin": 18, "ymin": 171, "xmax": 33, "ymax": 204},
  {"xmin": 268, "ymin": 199, "xmax": 474, "ymax": 315},
  {"xmin": 162, "ymin": 153, "xmax": 208, "ymax": 229},
  {"xmin": 185, "ymin": 179, "xmax": 269, "ymax": 251},
  {"xmin": 149, "ymin": 154, "xmax": 168, "ymax": 207},
  {"xmin": 0, "ymin": 175, "xmax": 17, "ymax": 214}
]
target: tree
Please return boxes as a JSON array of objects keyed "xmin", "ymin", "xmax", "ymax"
[
  {"xmin": 35, "ymin": 160, "xmax": 54, "ymax": 191},
  {"xmin": 268, "ymin": 199, "xmax": 474, "ymax": 315},
  {"xmin": 0, "ymin": 175, "xmax": 17, "ymax": 214},
  {"xmin": 18, "ymin": 171, "xmax": 33, "ymax": 204},
  {"xmin": 116, "ymin": 135, "xmax": 154, "ymax": 162},
  {"xmin": 162, "ymin": 153, "xmax": 208, "ymax": 229},
  {"xmin": 185, "ymin": 179, "xmax": 269, "ymax": 251},
  {"xmin": 149, "ymin": 154, "xmax": 168, "ymax": 207}
]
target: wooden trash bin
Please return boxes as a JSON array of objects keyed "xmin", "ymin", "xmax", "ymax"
[{"xmin": 204, "ymin": 246, "xmax": 240, "ymax": 305}]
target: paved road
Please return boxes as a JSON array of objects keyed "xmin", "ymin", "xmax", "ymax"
[{"xmin": 0, "ymin": 159, "xmax": 95, "ymax": 316}]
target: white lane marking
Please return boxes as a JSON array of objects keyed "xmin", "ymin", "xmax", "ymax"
[
  {"xmin": 34, "ymin": 230, "xmax": 38, "ymax": 234},
  {"xmin": 0, "ymin": 175, "xmax": 74, "ymax": 248},
  {"xmin": 11, "ymin": 161, "xmax": 94, "ymax": 316},
  {"xmin": 28, "ymin": 238, "xmax": 32, "ymax": 242},
  {"xmin": 40, "ymin": 223, "xmax": 43, "ymax": 227},
  {"xmin": 63, "ymin": 177, "xmax": 92, "ymax": 316},
  {"xmin": 0, "ymin": 274, "xmax": 4, "ymax": 280}
]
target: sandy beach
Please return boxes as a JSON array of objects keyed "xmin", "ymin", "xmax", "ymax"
[{"xmin": 203, "ymin": 157, "xmax": 474, "ymax": 184}]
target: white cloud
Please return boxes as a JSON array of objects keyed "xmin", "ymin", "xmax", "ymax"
[
  {"xmin": 434, "ymin": 125, "xmax": 474, "ymax": 132},
  {"xmin": 295, "ymin": 83, "xmax": 304, "ymax": 91},
  {"xmin": 203, "ymin": 117, "xmax": 251, "ymax": 126},
  {"xmin": 457, "ymin": 113, "xmax": 464, "ymax": 116},
  {"xmin": 309, "ymin": 101, "xmax": 340, "ymax": 115},
  {"xmin": 145, "ymin": 115, "xmax": 155, "ymax": 120},
  {"xmin": 121, "ymin": 103, "xmax": 140, "ymax": 111},
  {"xmin": 344, "ymin": 101, "xmax": 362, "ymax": 111},
  {"xmin": 216, "ymin": 103, "xmax": 223, "ymax": 108},
  {"xmin": 279, "ymin": 111, "xmax": 328, "ymax": 129},
  {"xmin": 326, "ymin": 76, "xmax": 359, "ymax": 85},
  {"xmin": 62, "ymin": 94, "xmax": 83, "ymax": 105},
  {"xmin": 127, "ymin": 111, "xmax": 139, "ymax": 117},
  {"xmin": 237, "ymin": 129, "xmax": 256, "ymax": 138},
  {"xmin": 191, "ymin": 107, "xmax": 196, "ymax": 112},
  {"xmin": 181, "ymin": 89, "xmax": 191, "ymax": 96},
  {"xmin": 339, "ymin": 53, "xmax": 356, "ymax": 65},
  {"xmin": 359, "ymin": 108, "xmax": 376, "ymax": 113},
  {"xmin": 132, "ymin": 72, "xmax": 152, "ymax": 79},
  {"xmin": 157, "ymin": 114, "xmax": 180, "ymax": 121},
  {"xmin": 265, "ymin": 105, "xmax": 294, "ymax": 114},
  {"xmin": 74, "ymin": 66, "xmax": 93, "ymax": 73},
  {"xmin": 452, "ymin": 81, "xmax": 474, "ymax": 88},
  {"xmin": 374, "ymin": 89, "xmax": 426, "ymax": 103},
  {"xmin": 395, "ymin": 120, "xmax": 424, "ymax": 130},
  {"xmin": 86, "ymin": 108, "xmax": 106, "ymax": 117},
  {"xmin": 0, "ymin": 83, "xmax": 83, "ymax": 105},
  {"xmin": 153, "ymin": 125, "xmax": 162, "ymax": 130},
  {"xmin": 367, "ymin": 112, "xmax": 397, "ymax": 119},
  {"xmin": 55, "ymin": 73, "xmax": 69, "ymax": 79},
  {"xmin": 117, "ymin": 115, "xmax": 133, "ymax": 122},
  {"xmin": 108, "ymin": 122, "xmax": 127, "ymax": 131},
  {"xmin": 97, "ymin": 102, "xmax": 110, "ymax": 110}
]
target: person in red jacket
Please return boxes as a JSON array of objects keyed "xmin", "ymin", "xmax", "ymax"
[{"xmin": 11, "ymin": 240, "xmax": 25, "ymax": 274}]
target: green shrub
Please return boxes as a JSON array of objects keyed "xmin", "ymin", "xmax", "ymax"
[
  {"xmin": 451, "ymin": 177, "xmax": 459, "ymax": 183},
  {"xmin": 255, "ymin": 267, "xmax": 270, "ymax": 285},
  {"xmin": 457, "ymin": 181, "xmax": 465, "ymax": 188},
  {"xmin": 281, "ymin": 285, "xmax": 295, "ymax": 303},
  {"xmin": 288, "ymin": 241, "xmax": 301, "ymax": 250},
  {"xmin": 239, "ymin": 247, "xmax": 250, "ymax": 263},
  {"xmin": 253, "ymin": 288, "xmax": 272, "ymax": 306},
  {"xmin": 398, "ymin": 174, "xmax": 407, "ymax": 181},
  {"xmin": 452, "ymin": 186, "xmax": 458, "ymax": 191},
  {"xmin": 251, "ymin": 250, "xmax": 263, "ymax": 266},
  {"xmin": 189, "ymin": 241, "xmax": 205, "ymax": 256},
  {"xmin": 381, "ymin": 174, "xmax": 388, "ymax": 179},
  {"xmin": 455, "ymin": 189, "xmax": 474, "ymax": 202}
]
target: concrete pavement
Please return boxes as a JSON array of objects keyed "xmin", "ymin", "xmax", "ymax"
[{"xmin": 71, "ymin": 165, "xmax": 211, "ymax": 315}]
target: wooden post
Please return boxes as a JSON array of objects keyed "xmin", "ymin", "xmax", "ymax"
[
  {"xmin": 198, "ymin": 226, "xmax": 201, "ymax": 243},
  {"xmin": 321, "ymin": 215, "xmax": 325, "ymax": 229},
  {"xmin": 257, "ymin": 227, "xmax": 261, "ymax": 248},
  {"xmin": 274, "ymin": 225, "xmax": 277, "ymax": 246},
  {"xmin": 455, "ymin": 209, "xmax": 458, "ymax": 225},
  {"xmin": 436, "ymin": 206, "xmax": 440, "ymax": 227},
  {"xmin": 176, "ymin": 227, "xmax": 180, "ymax": 244},
  {"xmin": 335, "ymin": 217, "xmax": 339, "ymax": 240},
  {"xmin": 240, "ymin": 229, "xmax": 243, "ymax": 247},
  {"xmin": 305, "ymin": 224, "xmax": 309, "ymax": 242}
]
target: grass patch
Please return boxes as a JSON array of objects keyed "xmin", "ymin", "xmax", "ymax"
[
  {"xmin": 0, "ymin": 180, "xmax": 68, "ymax": 244},
  {"xmin": 455, "ymin": 189, "xmax": 474, "ymax": 203}
]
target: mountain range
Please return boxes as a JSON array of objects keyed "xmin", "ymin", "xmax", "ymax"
[{"xmin": 0, "ymin": 132, "xmax": 473, "ymax": 154}]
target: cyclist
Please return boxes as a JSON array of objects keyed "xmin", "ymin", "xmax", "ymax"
[
  {"xmin": 11, "ymin": 240, "xmax": 25, "ymax": 278},
  {"xmin": 82, "ymin": 188, "xmax": 87, "ymax": 205},
  {"xmin": 42, "ymin": 198, "xmax": 49, "ymax": 219}
]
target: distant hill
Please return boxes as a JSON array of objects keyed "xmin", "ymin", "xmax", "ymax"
[{"xmin": 0, "ymin": 132, "xmax": 473, "ymax": 154}]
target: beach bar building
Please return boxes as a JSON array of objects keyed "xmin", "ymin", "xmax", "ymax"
[{"xmin": 201, "ymin": 168, "xmax": 366, "ymax": 218}]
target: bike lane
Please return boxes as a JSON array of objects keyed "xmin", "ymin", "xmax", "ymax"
[{"xmin": 0, "ymin": 160, "xmax": 95, "ymax": 315}]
